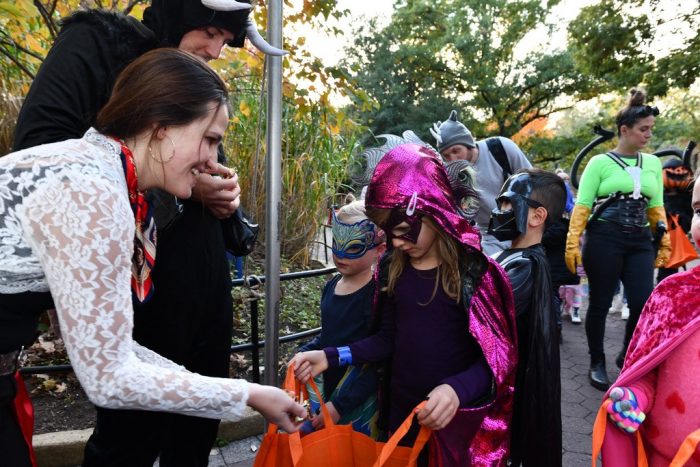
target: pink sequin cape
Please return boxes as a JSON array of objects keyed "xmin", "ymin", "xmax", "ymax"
[{"xmin": 366, "ymin": 144, "xmax": 519, "ymax": 465}]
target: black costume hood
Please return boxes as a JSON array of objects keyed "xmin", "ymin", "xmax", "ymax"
[
  {"xmin": 61, "ymin": 10, "xmax": 158, "ymax": 71},
  {"xmin": 142, "ymin": 0, "xmax": 250, "ymax": 48}
]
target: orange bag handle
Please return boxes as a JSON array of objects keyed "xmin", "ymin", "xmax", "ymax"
[
  {"xmin": 270, "ymin": 363, "xmax": 334, "ymax": 432},
  {"xmin": 592, "ymin": 400, "xmax": 647, "ymax": 467},
  {"xmin": 282, "ymin": 363, "xmax": 335, "ymax": 466},
  {"xmin": 668, "ymin": 213, "xmax": 679, "ymax": 230},
  {"xmin": 286, "ymin": 363, "xmax": 334, "ymax": 429},
  {"xmin": 591, "ymin": 403, "xmax": 607, "ymax": 467},
  {"xmin": 669, "ymin": 428, "xmax": 700, "ymax": 467},
  {"xmin": 373, "ymin": 401, "xmax": 431, "ymax": 467}
]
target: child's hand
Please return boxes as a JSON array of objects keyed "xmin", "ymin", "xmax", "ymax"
[
  {"xmin": 290, "ymin": 351, "xmax": 328, "ymax": 383},
  {"xmin": 416, "ymin": 384, "xmax": 459, "ymax": 430},
  {"xmin": 605, "ymin": 387, "xmax": 646, "ymax": 433},
  {"xmin": 310, "ymin": 401, "xmax": 341, "ymax": 429}
]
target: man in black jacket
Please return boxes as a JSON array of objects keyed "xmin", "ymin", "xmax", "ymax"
[{"xmin": 12, "ymin": 2, "xmax": 275, "ymax": 465}]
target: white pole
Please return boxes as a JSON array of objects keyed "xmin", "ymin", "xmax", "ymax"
[{"xmin": 264, "ymin": 0, "xmax": 283, "ymax": 387}]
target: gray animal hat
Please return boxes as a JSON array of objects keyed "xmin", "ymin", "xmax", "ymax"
[{"xmin": 430, "ymin": 110, "xmax": 476, "ymax": 153}]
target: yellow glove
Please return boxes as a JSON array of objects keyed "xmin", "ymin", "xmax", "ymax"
[
  {"xmin": 565, "ymin": 205, "xmax": 591, "ymax": 274},
  {"xmin": 647, "ymin": 206, "xmax": 671, "ymax": 267}
]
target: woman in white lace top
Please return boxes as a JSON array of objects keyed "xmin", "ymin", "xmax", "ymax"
[{"xmin": 0, "ymin": 48, "xmax": 305, "ymax": 465}]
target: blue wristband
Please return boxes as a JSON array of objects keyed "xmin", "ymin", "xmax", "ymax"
[{"xmin": 337, "ymin": 346, "xmax": 352, "ymax": 366}]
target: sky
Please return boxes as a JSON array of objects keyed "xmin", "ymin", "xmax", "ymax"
[
  {"xmin": 285, "ymin": 0, "xmax": 696, "ymax": 111},
  {"xmin": 297, "ymin": 0, "xmax": 395, "ymax": 66},
  {"xmin": 293, "ymin": 0, "xmax": 693, "ymax": 66}
]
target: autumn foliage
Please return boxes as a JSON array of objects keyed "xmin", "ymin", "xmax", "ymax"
[{"xmin": 0, "ymin": 0, "xmax": 365, "ymax": 262}]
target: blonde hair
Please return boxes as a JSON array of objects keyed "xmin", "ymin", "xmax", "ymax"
[
  {"xmin": 336, "ymin": 200, "xmax": 369, "ymax": 224},
  {"xmin": 337, "ymin": 200, "xmax": 386, "ymax": 244},
  {"xmin": 367, "ymin": 208, "xmax": 464, "ymax": 304}
]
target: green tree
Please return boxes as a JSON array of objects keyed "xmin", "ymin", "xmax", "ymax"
[
  {"xmin": 567, "ymin": 0, "xmax": 700, "ymax": 98},
  {"xmin": 521, "ymin": 88, "xmax": 700, "ymax": 174},
  {"xmin": 0, "ymin": 0, "xmax": 367, "ymax": 263},
  {"xmin": 519, "ymin": 106, "xmax": 614, "ymax": 170},
  {"xmin": 344, "ymin": 0, "xmax": 597, "ymax": 140}
]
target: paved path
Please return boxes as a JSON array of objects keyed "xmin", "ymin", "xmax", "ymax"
[
  {"xmin": 206, "ymin": 305, "xmax": 629, "ymax": 466},
  {"xmin": 560, "ymin": 308, "xmax": 624, "ymax": 467}
]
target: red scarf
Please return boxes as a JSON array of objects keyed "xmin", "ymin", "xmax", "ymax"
[
  {"xmin": 115, "ymin": 139, "xmax": 157, "ymax": 303},
  {"xmin": 13, "ymin": 371, "xmax": 36, "ymax": 467}
]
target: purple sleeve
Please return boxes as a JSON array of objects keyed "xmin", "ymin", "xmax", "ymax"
[
  {"xmin": 441, "ymin": 357, "xmax": 492, "ymax": 407},
  {"xmin": 323, "ymin": 298, "xmax": 395, "ymax": 368},
  {"xmin": 323, "ymin": 347, "xmax": 340, "ymax": 367}
]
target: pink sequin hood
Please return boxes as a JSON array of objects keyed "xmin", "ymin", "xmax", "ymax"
[{"xmin": 365, "ymin": 143, "xmax": 482, "ymax": 252}]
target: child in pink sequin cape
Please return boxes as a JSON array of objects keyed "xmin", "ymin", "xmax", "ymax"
[
  {"xmin": 293, "ymin": 138, "xmax": 519, "ymax": 466},
  {"xmin": 594, "ymin": 175, "xmax": 700, "ymax": 466}
]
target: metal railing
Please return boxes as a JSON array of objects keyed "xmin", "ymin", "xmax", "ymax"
[{"xmin": 20, "ymin": 266, "xmax": 336, "ymax": 383}]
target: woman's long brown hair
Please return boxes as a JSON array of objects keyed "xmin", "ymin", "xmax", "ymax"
[{"xmin": 95, "ymin": 48, "xmax": 229, "ymax": 139}]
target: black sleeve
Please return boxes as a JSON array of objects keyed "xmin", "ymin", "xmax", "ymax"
[
  {"xmin": 298, "ymin": 277, "xmax": 335, "ymax": 352},
  {"xmin": 298, "ymin": 335, "xmax": 321, "ymax": 352},
  {"xmin": 13, "ymin": 22, "xmax": 115, "ymax": 150}
]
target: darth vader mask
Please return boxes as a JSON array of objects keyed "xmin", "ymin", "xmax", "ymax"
[{"xmin": 488, "ymin": 173, "xmax": 543, "ymax": 241}]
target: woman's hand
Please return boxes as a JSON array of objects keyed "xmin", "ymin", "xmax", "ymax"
[
  {"xmin": 289, "ymin": 351, "xmax": 328, "ymax": 383},
  {"xmin": 192, "ymin": 164, "xmax": 241, "ymax": 219},
  {"xmin": 247, "ymin": 383, "xmax": 306, "ymax": 433},
  {"xmin": 565, "ymin": 205, "xmax": 591, "ymax": 274},
  {"xmin": 416, "ymin": 384, "xmax": 459, "ymax": 430},
  {"xmin": 654, "ymin": 233, "xmax": 672, "ymax": 267}
]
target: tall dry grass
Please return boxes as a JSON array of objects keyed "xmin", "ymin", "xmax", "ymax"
[
  {"xmin": 224, "ymin": 79, "xmax": 362, "ymax": 264},
  {"xmin": 0, "ymin": 79, "xmax": 23, "ymax": 155},
  {"xmin": 0, "ymin": 72, "xmax": 360, "ymax": 265}
]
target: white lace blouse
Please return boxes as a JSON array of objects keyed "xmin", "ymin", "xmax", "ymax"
[{"xmin": 0, "ymin": 129, "xmax": 248, "ymax": 420}]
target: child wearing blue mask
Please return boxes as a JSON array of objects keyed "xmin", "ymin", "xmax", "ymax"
[{"xmin": 295, "ymin": 199, "xmax": 386, "ymax": 437}]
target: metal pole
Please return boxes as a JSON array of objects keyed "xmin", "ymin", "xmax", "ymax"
[
  {"xmin": 250, "ymin": 299, "xmax": 260, "ymax": 383},
  {"xmin": 264, "ymin": 0, "xmax": 283, "ymax": 388}
]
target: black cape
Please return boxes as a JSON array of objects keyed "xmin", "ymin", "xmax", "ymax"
[
  {"xmin": 542, "ymin": 217, "xmax": 580, "ymax": 287},
  {"xmin": 496, "ymin": 245, "xmax": 562, "ymax": 467},
  {"xmin": 12, "ymin": 10, "xmax": 157, "ymax": 151}
]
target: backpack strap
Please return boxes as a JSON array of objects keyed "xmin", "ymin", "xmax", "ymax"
[
  {"xmin": 605, "ymin": 151, "xmax": 642, "ymax": 170},
  {"xmin": 485, "ymin": 137, "xmax": 513, "ymax": 182}
]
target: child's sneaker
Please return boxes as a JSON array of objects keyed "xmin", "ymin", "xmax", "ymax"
[
  {"xmin": 571, "ymin": 307, "xmax": 582, "ymax": 324},
  {"xmin": 620, "ymin": 304, "xmax": 629, "ymax": 320},
  {"xmin": 609, "ymin": 292, "xmax": 624, "ymax": 313}
]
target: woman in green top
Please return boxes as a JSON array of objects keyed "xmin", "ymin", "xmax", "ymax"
[{"xmin": 565, "ymin": 89, "xmax": 671, "ymax": 391}]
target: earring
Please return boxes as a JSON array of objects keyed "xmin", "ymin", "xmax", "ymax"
[{"xmin": 148, "ymin": 135, "xmax": 176, "ymax": 163}]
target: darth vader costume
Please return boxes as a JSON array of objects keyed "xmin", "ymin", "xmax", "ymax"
[
  {"xmin": 491, "ymin": 173, "xmax": 563, "ymax": 467},
  {"xmin": 9, "ymin": 2, "xmax": 274, "ymax": 466}
]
